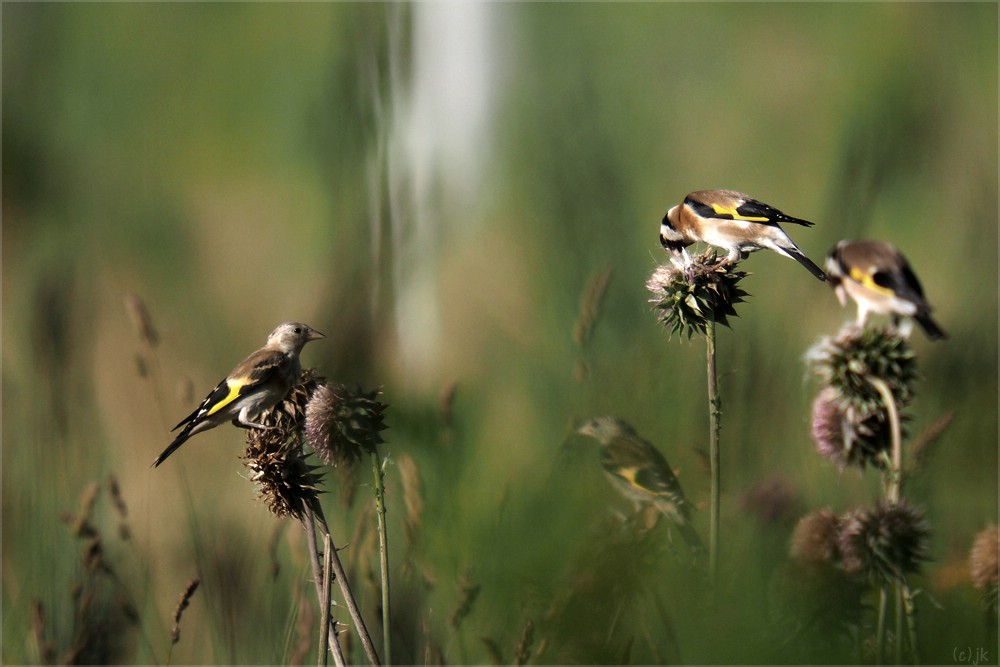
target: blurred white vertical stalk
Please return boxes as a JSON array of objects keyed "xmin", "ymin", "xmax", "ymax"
[{"xmin": 367, "ymin": 3, "xmax": 501, "ymax": 388}]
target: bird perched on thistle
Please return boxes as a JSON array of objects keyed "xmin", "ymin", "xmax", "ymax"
[
  {"xmin": 825, "ymin": 239, "xmax": 947, "ymax": 340},
  {"xmin": 577, "ymin": 416, "xmax": 704, "ymax": 555},
  {"xmin": 153, "ymin": 322, "xmax": 325, "ymax": 467},
  {"xmin": 660, "ymin": 189, "xmax": 826, "ymax": 281}
]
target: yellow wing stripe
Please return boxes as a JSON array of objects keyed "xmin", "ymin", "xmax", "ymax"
[
  {"xmin": 709, "ymin": 203, "xmax": 769, "ymax": 222},
  {"xmin": 617, "ymin": 465, "xmax": 657, "ymax": 494},
  {"xmin": 206, "ymin": 381, "xmax": 246, "ymax": 417},
  {"xmin": 850, "ymin": 267, "xmax": 895, "ymax": 297}
]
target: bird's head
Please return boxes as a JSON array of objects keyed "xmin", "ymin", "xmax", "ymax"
[
  {"xmin": 576, "ymin": 415, "xmax": 633, "ymax": 444},
  {"xmin": 660, "ymin": 205, "xmax": 689, "ymax": 253},
  {"xmin": 267, "ymin": 322, "xmax": 325, "ymax": 354}
]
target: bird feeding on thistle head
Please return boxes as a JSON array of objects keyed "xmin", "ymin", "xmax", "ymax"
[
  {"xmin": 660, "ymin": 189, "xmax": 826, "ymax": 281},
  {"xmin": 152, "ymin": 322, "xmax": 324, "ymax": 467},
  {"xmin": 825, "ymin": 239, "xmax": 947, "ymax": 341}
]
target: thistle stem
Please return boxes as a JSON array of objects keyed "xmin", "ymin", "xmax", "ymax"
[
  {"xmin": 902, "ymin": 583, "xmax": 920, "ymax": 664},
  {"xmin": 319, "ymin": 532, "xmax": 333, "ymax": 667},
  {"xmin": 870, "ymin": 378, "xmax": 902, "ymax": 503},
  {"xmin": 371, "ymin": 451, "xmax": 392, "ymax": 665},
  {"xmin": 706, "ymin": 317, "xmax": 721, "ymax": 586},
  {"xmin": 302, "ymin": 511, "xmax": 346, "ymax": 667},
  {"xmin": 876, "ymin": 586, "xmax": 888, "ymax": 665},
  {"xmin": 303, "ymin": 508, "xmax": 379, "ymax": 666}
]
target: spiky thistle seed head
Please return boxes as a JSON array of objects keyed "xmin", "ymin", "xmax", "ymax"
[
  {"xmin": 646, "ymin": 249, "xmax": 749, "ymax": 339},
  {"xmin": 790, "ymin": 509, "xmax": 843, "ymax": 565},
  {"xmin": 810, "ymin": 385, "xmax": 893, "ymax": 471},
  {"xmin": 242, "ymin": 369, "xmax": 325, "ymax": 520},
  {"xmin": 807, "ymin": 324, "xmax": 919, "ymax": 417},
  {"xmin": 838, "ymin": 501, "xmax": 930, "ymax": 585},
  {"xmin": 969, "ymin": 525, "xmax": 999, "ymax": 613},
  {"xmin": 305, "ymin": 383, "xmax": 388, "ymax": 467}
]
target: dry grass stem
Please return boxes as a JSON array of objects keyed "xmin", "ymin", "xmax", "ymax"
[
  {"xmin": 397, "ymin": 453, "xmax": 424, "ymax": 556},
  {"xmin": 170, "ymin": 578, "xmax": 201, "ymax": 645},
  {"xmin": 512, "ymin": 619, "xmax": 534, "ymax": 666},
  {"xmin": 573, "ymin": 265, "xmax": 612, "ymax": 346},
  {"xmin": 124, "ymin": 293, "xmax": 159, "ymax": 348},
  {"xmin": 449, "ymin": 571, "xmax": 481, "ymax": 630},
  {"xmin": 906, "ymin": 410, "xmax": 955, "ymax": 474},
  {"xmin": 107, "ymin": 475, "xmax": 131, "ymax": 541}
]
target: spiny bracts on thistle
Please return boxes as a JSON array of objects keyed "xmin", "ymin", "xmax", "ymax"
[
  {"xmin": 808, "ymin": 324, "xmax": 919, "ymax": 417},
  {"xmin": 305, "ymin": 382, "xmax": 389, "ymax": 468},
  {"xmin": 647, "ymin": 249, "xmax": 750, "ymax": 339},
  {"xmin": 810, "ymin": 385, "xmax": 897, "ymax": 471},
  {"xmin": 242, "ymin": 369, "xmax": 326, "ymax": 520},
  {"xmin": 837, "ymin": 501, "xmax": 930, "ymax": 586}
]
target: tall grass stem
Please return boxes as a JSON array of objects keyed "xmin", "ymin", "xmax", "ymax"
[{"xmin": 371, "ymin": 451, "xmax": 392, "ymax": 665}]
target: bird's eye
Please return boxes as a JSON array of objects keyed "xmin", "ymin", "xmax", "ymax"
[{"xmin": 294, "ymin": 326, "xmax": 302, "ymax": 334}]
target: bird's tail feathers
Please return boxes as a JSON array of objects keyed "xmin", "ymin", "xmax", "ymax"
[
  {"xmin": 152, "ymin": 426, "xmax": 193, "ymax": 467},
  {"xmin": 778, "ymin": 245, "xmax": 827, "ymax": 281},
  {"xmin": 780, "ymin": 214, "xmax": 815, "ymax": 228},
  {"xmin": 674, "ymin": 520, "xmax": 706, "ymax": 556},
  {"xmin": 916, "ymin": 312, "xmax": 948, "ymax": 341}
]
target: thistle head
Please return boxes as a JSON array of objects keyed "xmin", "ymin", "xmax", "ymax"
[
  {"xmin": 807, "ymin": 324, "xmax": 918, "ymax": 417},
  {"xmin": 810, "ymin": 385, "xmax": 893, "ymax": 471},
  {"xmin": 790, "ymin": 509, "xmax": 843, "ymax": 565},
  {"xmin": 242, "ymin": 369, "xmax": 325, "ymax": 519},
  {"xmin": 305, "ymin": 383, "xmax": 388, "ymax": 468},
  {"xmin": 838, "ymin": 501, "xmax": 930, "ymax": 585},
  {"xmin": 647, "ymin": 249, "xmax": 749, "ymax": 339}
]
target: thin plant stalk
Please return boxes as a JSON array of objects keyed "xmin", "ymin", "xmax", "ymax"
[
  {"xmin": 371, "ymin": 451, "xmax": 392, "ymax": 665},
  {"xmin": 317, "ymin": 506, "xmax": 382, "ymax": 667},
  {"xmin": 870, "ymin": 378, "xmax": 903, "ymax": 504},
  {"xmin": 303, "ymin": 508, "xmax": 377, "ymax": 666},
  {"xmin": 871, "ymin": 376, "xmax": 915, "ymax": 664},
  {"xmin": 319, "ymin": 533, "xmax": 333, "ymax": 667},
  {"xmin": 706, "ymin": 317, "xmax": 721, "ymax": 585},
  {"xmin": 902, "ymin": 583, "xmax": 921, "ymax": 665},
  {"xmin": 876, "ymin": 586, "xmax": 888, "ymax": 665},
  {"xmin": 302, "ymin": 511, "xmax": 343, "ymax": 665},
  {"xmin": 895, "ymin": 585, "xmax": 904, "ymax": 665}
]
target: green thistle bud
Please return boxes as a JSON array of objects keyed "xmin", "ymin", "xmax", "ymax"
[
  {"xmin": 807, "ymin": 325, "xmax": 919, "ymax": 418},
  {"xmin": 646, "ymin": 250, "xmax": 750, "ymax": 339}
]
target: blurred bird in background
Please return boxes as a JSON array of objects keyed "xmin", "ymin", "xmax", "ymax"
[
  {"xmin": 660, "ymin": 189, "xmax": 826, "ymax": 281},
  {"xmin": 825, "ymin": 239, "xmax": 946, "ymax": 340},
  {"xmin": 153, "ymin": 322, "xmax": 325, "ymax": 467},
  {"xmin": 577, "ymin": 416, "xmax": 704, "ymax": 555}
]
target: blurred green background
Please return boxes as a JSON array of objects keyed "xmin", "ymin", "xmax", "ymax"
[{"xmin": 3, "ymin": 3, "xmax": 997, "ymax": 664}]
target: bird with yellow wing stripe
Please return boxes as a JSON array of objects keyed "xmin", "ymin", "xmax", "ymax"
[
  {"xmin": 825, "ymin": 239, "xmax": 947, "ymax": 341},
  {"xmin": 152, "ymin": 322, "xmax": 324, "ymax": 467},
  {"xmin": 660, "ymin": 189, "xmax": 826, "ymax": 281},
  {"xmin": 577, "ymin": 416, "xmax": 705, "ymax": 555}
]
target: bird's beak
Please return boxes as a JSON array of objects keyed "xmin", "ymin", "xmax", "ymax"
[{"xmin": 308, "ymin": 329, "xmax": 326, "ymax": 341}]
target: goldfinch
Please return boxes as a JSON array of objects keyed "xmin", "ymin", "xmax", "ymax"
[
  {"xmin": 660, "ymin": 189, "xmax": 826, "ymax": 281},
  {"xmin": 825, "ymin": 239, "xmax": 947, "ymax": 340},
  {"xmin": 577, "ymin": 416, "xmax": 704, "ymax": 554},
  {"xmin": 153, "ymin": 322, "xmax": 324, "ymax": 467}
]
